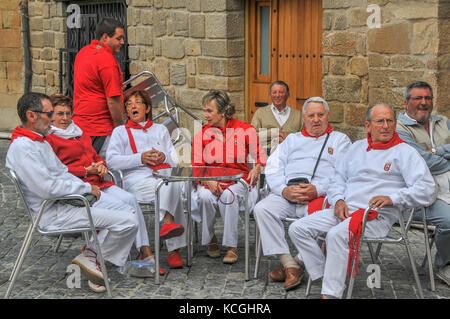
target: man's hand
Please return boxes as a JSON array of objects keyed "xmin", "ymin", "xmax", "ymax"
[
  {"xmin": 368, "ymin": 196, "xmax": 393, "ymax": 210},
  {"xmin": 278, "ymin": 131, "xmax": 289, "ymax": 143},
  {"xmin": 91, "ymin": 185, "xmax": 101, "ymax": 200},
  {"xmin": 282, "ymin": 185, "xmax": 303, "ymax": 203},
  {"xmin": 334, "ymin": 199, "xmax": 349, "ymax": 221},
  {"xmin": 297, "ymin": 184, "xmax": 318, "ymax": 203}
]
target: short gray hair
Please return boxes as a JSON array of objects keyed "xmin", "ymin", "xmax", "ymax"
[
  {"xmin": 302, "ymin": 97, "xmax": 330, "ymax": 115},
  {"xmin": 366, "ymin": 102, "xmax": 396, "ymax": 122},
  {"xmin": 404, "ymin": 81, "xmax": 433, "ymax": 100}
]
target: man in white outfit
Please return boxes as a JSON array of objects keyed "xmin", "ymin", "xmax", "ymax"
[
  {"xmin": 6, "ymin": 92, "xmax": 139, "ymax": 290},
  {"xmin": 288, "ymin": 103, "xmax": 436, "ymax": 298},
  {"xmin": 253, "ymin": 97, "xmax": 352, "ymax": 291}
]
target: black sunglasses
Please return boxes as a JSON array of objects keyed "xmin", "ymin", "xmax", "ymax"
[{"xmin": 31, "ymin": 109, "xmax": 54, "ymax": 118}]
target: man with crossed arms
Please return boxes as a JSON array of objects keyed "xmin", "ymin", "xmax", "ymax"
[
  {"xmin": 288, "ymin": 103, "xmax": 435, "ymax": 298},
  {"xmin": 254, "ymin": 97, "xmax": 352, "ymax": 291}
]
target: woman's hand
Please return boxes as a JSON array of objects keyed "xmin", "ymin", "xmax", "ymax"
[
  {"xmin": 202, "ymin": 180, "xmax": 223, "ymax": 197},
  {"xmin": 248, "ymin": 163, "xmax": 261, "ymax": 187},
  {"xmin": 141, "ymin": 148, "xmax": 166, "ymax": 166}
]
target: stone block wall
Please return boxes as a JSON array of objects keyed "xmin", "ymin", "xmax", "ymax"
[
  {"xmin": 0, "ymin": 0, "xmax": 23, "ymax": 130},
  {"xmin": 127, "ymin": 0, "xmax": 246, "ymax": 133},
  {"xmin": 27, "ymin": 0, "xmax": 65, "ymax": 97},
  {"xmin": 322, "ymin": 0, "xmax": 446, "ymax": 141}
]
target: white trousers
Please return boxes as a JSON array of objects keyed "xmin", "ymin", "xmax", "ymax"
[
  {"xmin": 95, "ymin": 185, "xmax": 150, "ymax": 250},
  {"xmin": 127, "ymin": 177, "xmax": 187, "ymax": 252},
  {"xmin": 50, "ymin": 197, "xmax": 139, "ymax": 267},
  {"xmin": 288, "ymin": 208, "xmax": 392, "ymax": 298},
  {"xmin": 191, "ymin": 182, "xmax": 258, "ymax": 248},
  {"xmin": 253, "ymin": 194, "xmax": 308, "ymax": 256}
]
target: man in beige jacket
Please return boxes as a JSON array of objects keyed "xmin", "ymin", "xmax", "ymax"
[{"xmin": 251, "ymin": 81, "xmax": 302, "ymax": 155}]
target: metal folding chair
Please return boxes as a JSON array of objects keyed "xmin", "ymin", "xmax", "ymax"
[
  {"xmin": 5, "ymin": 170, "xmax": 112, "ymax": 298},
  {"xmin": 346, "ymin": 206, "xmax": 425, "ymax": 299},
  {"xmin": 123, "ymin": 70, "xmax": 199, "ymax": 146},
  {"xmin": 410, "ymin": 207, "xmax": 436, "ymax": 291},
  {"xmin": 253, "ymin": 196, "xmax": 328, "ymax": 280}
]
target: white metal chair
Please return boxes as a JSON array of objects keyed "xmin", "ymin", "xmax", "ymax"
[
  {"xmin": 253, "ymin": 196, "xmax": 329, "ymax": 280},
  {"xmin": 345, "ymin": 206, "xmax": 425, "ymax": 299},
  {"xmin": 123, "ymin": 70, "xmax": 199, "ymax": 146},
  {"xmin": 5, "ymin": 170, "xmax": 112, "ymax": 298},
  {"xmin": 410, "ymin": 208, "xmax": 436, "ymax": 291}
]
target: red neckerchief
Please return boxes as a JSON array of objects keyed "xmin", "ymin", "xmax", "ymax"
[
  {"xmin": 301, "ymin": 124, "xmax": 333, "ymax": 138},
  {"xmin": 124, "ymin": 119, "xmax": 170, "ymax": 170},
  {"xmin": 366, "ymin": 132, "xmax": 405, "ymax": 151},
  {"xmin": 125, "ymin": 119, "xmax": 153, "ymax": 132},
  {"xmin": 307, "ymin": 196, "xmax": 330, "ymax": 215},
  {"xmin": 347, "ymin": 208, "xmax": 379, "ymax": 277},
  {"xmin": 10, "ymin": 126, "xmax": 44, "ymax": 144}
]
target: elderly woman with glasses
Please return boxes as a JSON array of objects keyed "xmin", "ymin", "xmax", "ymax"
[
  {"xmin": 106, "ymin": 90, "xmax": 187, "ymax": 270},
  {"xmin": 45, "ymin": 93, "xmax": 157, "ymax": 292},
  {"xmin": 191, "ymin": 90, "xmax": 267, "ymax": 264}
]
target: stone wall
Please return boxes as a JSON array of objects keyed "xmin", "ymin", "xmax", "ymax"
[
  {"xmin": 127, "ymin": 0, "xmax": 246, "ymax": 132},
  {"xmin": 0, "ymin": 0, "xmax": 23, "ymax": 130},
  {"xmin": 322, "ymin": 0, "xmax": 447, "ymax": 141}
]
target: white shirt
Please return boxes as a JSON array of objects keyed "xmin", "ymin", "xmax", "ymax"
[
  {"xmin": 6, "ymin": 136, "xmax": 92, "ymax": 228},
  {"xmin": 271, "ymin": 104, "xmax": 291, "ymax": 127},
  {"xmin": 265, "ymin": 130, "xmax": 352, "ymax": 197},
  {"xmin": 327, "ymin": 139, "xmax": 436, "ymax": 224},
  {"xmin": 106, "ymin": 123, "xmax": 179, "ymax": 189}
]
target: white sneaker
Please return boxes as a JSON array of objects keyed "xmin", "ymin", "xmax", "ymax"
[
  {"xmin": 436, "ymin": 265, "xmax": 450, "ymax": 287},
  {"xmin": 72, "ymin": 247, "xmax": 104, "ymax": 285},
  {"xmin": 88, "ymin": 280, "xmax": 106, "ymax": 293}
]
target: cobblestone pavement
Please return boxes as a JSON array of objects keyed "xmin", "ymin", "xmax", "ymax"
[{"xmin": 0, "ymin": 139, "xmax": 449, "ymax": 300}]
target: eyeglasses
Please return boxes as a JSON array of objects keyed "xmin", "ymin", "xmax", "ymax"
[
  {"xmin": 31, "ymin": 110, "xmax": 54, "ymax": 118},
  {"xmin": 410, "ymin": 96, "xmax": 433, "ymax": 101},
  {"xmin": 125, "ymin": 100, "xmax": 146, "ymax": 107},
  {"xmin": 372, "ymin": 119, "xmax": 395, "ymax": 126}
]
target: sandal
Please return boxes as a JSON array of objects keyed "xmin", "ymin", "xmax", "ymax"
[
  {"xmin": 207, "ymin": 242, "xmax": 221, "ymax": 258},
  {"xmin": 223, "ymin": 248, "xmax": 238, "ymax": 264}
]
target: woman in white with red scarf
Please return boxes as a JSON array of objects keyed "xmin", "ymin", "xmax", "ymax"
[{"xmin": 106, "ymin": 90, "xmax": 187, "ymax": 270}]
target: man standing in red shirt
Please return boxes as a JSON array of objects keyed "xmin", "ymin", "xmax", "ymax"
[{"xmin": 73, "ymin": 18, "xmax": 126, "ymax": 157}]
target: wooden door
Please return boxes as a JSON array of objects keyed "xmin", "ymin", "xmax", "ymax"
[{"xmin": 248, "ymin": 0, "xmax": 323, "ymax": 120}]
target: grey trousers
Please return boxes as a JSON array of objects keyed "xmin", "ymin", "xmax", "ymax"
[{"xmin": 414, "ymin": 199, "xmax": 450, "ymax": 268}]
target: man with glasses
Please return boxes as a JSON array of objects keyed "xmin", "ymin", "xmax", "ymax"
[
  {"xmin": 7, "ymin": 92, "xmax": 139, "ymax": 292},
  {"xmin": 397, "ymin": 81, "xmax": 450, "ymax": 286},
  {"xmin": 288, "ymin": 103, "xmax": 435, "ymax": 298},
  {"xmin": 73, "ymin": 18, "xmax": 126, "ymax": 158}
]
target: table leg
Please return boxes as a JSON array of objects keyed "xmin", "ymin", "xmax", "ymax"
[
  {"xmin": 239, "ymin": 178, "xmax": 250, "ymax": 281},
  {"xmin": 186, "ymin": 181, "xmax": 192, "ymax": 267},
  {"xmin": 155, "ymin": 179, "xmax": 164, "ymax": 285}
]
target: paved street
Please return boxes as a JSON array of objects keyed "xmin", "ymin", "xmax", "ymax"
[{"xmin": 0, "ymin": 138, "xmax": 449, "ymax": 300}]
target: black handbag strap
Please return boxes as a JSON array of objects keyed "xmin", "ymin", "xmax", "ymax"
[{"xmin": 311, "ymin": 132, "xmax": 330, "ymax": 181}]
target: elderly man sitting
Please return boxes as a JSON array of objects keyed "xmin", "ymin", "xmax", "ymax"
[
  {"xmin": 6, "ymin": 92, "xmax": 139, "ymax": 292},
  {"xmin": 288, "ymin": 102, "xmax": 435, "ymax": 299},
  {"xmin": 253, "ymin": 97, "xmax": 352, "ymax": 291}
]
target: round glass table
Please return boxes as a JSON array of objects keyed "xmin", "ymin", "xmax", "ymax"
[{"xmin": 151, "ymin": 166, "xmax": 251, "ymax": 284}]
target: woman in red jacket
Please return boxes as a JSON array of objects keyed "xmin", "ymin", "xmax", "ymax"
[
  {"xmin": 45, "ymin": 94, "xmax": 160, "ymax": 291},
  {"xmin": 192, "ymin": 90, "xmax": 267, "ymax": 264}
]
